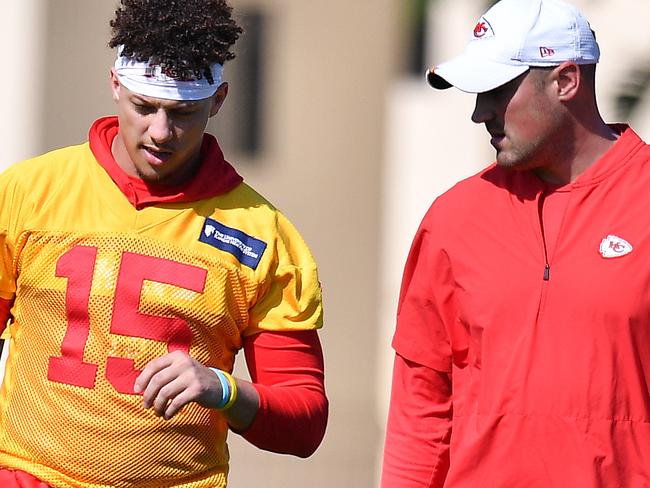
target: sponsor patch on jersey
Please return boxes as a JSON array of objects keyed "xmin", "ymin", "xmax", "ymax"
[
  {"xmin": 199, "ymin": 218, "xmax": 267, "ymax": 269},
  {"xmin": 599, "ymin": 235, "xmax": 633, "ymax": 258}
]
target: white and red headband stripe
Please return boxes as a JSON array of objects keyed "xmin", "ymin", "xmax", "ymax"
[{"xmin": 114, "ymin": 46, "xmax": 224, "ymax": 101}]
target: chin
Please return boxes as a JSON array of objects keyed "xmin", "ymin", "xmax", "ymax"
[
  {"xmin": 497, "ymin": 158, "xmax": 536, "ymax": 173},
  {"xmin": 495, "ymin": 155, "xmax": 517, "ymax": 169},
  {"xmin": 496, "ymin": 150, "xmax": 530, "ymax": 170},
  {"xmin": 134, "ymin": 167, "xmax": 163, "ymax": 183}
]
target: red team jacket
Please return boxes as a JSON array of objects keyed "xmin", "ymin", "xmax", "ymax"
[{"xmin": 387, "ymin": 126, "xmax": 650, "ymax": 486}]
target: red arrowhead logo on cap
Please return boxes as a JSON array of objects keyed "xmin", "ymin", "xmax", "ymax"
[
  {"xmin": 474, "ymin": 21, "xmax": 489, "ymax": 37},
  {"xmin": 472, "ymin": 17, "xmax": 494, "ymax": 39}
]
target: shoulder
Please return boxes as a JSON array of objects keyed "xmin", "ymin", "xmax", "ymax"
[
  {"xmin": 0, "ymin": 143, "xmax": 95, "ymax": 229},
  {"xmin": 214, "ymin": 183, "xmax": 281, "ymax": 236},
  {"xmin": 422, "ymin": 163, "xmax": 510, "ymax": 227},
  {"xmin": 222, "ymin": 182, "xmax": 277, "ymax": 210},
  {"xmin": 207, "ymin": 183, "xmax": 317, "ymax": 271},
  {"xmin": 1, "ymin": 143, "xmax": 91, "ymax": 186},
  {"xmin": 217, "ymin": 182, "xmax": 305, "ymax": 235}
]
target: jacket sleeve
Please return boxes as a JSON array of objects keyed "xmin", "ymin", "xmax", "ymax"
[
  {"xmin": 391, "ymin": 212, "xmax": 467, "ymax": 372},
  {"xmin": 238, "ymin": 329, "xmax": 328, "ymax": 457},
  {"xmin": 383, "ymin": 205, "xmax": 467, "ymax": 486},
  {"xmin": 381, "ymin": 353, "xmax": 452, "ymax": 487}
]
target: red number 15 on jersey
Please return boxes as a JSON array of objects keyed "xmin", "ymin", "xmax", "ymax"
[{"xmin": 47, "ymin": 245, "xmax": 208, "ymax": 394}]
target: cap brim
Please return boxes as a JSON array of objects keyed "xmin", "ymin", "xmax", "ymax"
[
  {"xmin": 426, "ymin": 69, "xmax": 453, "ymax": 90},
  {"xmin": 426, "ymin": 54, "xmax": 529, "ymax": 93}
]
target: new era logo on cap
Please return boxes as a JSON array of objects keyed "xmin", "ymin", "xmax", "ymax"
[{"xmin": 539, "ymin": 46, "xmax": 556, "ymax": 58}]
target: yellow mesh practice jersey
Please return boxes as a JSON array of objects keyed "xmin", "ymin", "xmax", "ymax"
[{"xmin": 0, "ymin": 142, "xmax": 322, "ymax": 488}]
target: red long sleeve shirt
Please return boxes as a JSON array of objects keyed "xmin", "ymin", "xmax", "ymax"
[
  {"xmin": 382, "ymin": 354, "xmax": 451, "ymax": 487},
  {"xmin": 242, "ymin": 329, "xmax": 328, "ymax": 457}
]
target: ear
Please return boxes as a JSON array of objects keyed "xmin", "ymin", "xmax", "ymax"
[
  {"xmin": 553, "ymin": 61, "xmax": 580, "ymax": 101},
  {"xmin": 209, "ymin": 82, "xmax": 229, "ymax": 117},
  {"xmin": 110, "ymin": 68, "xmax": 121, "ymax": 103}
]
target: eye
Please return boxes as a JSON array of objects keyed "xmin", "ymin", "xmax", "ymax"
[
  {"xmin": 173, "ymin": 107, "xmax": 200, "ymax": 117},
  {"xmin": 133, "ymin": 103, "xmax": 155, "ymax": 115}
]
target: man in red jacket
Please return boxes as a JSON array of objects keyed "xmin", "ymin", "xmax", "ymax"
[{"xmin": 382, "ymin": 0, "xmax": 650, "ymax": 486}]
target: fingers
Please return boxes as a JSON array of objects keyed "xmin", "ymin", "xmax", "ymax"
[
  {"xmin": 151, "ymin": 377, "xmax": 200, "ymax": 420},
  {"xmin": 159, "ymin": 386, "xmax": 201, "ymax": 420},
  {"xmin": 133, "ymin": 353, "xmax": 177, "ymax": 396},
  {"xmin": 134, "ymin": 351, "xmax": 221, "ymax": 420}
]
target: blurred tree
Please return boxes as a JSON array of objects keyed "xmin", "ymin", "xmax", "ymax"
[
  {"xmin": 614, "ymin": 61, "xmax": 650, "ymax": 121},
  {"xmin": 404, "ymin": 0, "xmax": 429, "ymax": 75},
  {"xmin": 404, "ymin": 0, "xmax": 501, "ymax": 75}
]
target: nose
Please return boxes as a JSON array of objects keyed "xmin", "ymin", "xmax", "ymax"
[
  {"xmin": 148, "ymin": 110, "xmax": 173, "ymax": 144},
  {"xmin": 471, "ymin": 93, "xmax": 495, "ymax": 125}
]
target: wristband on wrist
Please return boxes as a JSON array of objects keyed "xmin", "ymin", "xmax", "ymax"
[
  {"xmin": 210, "ymin": 368, "xmax": 235, "ymax": 410},
  {"xmin": 221, "ymin": 370, "xmax": 238, "ymax": 410}
]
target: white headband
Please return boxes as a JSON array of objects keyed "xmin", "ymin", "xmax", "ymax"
[{"xmin": 114, "ymin": 46, "xmax": 224, "ymax": 101}]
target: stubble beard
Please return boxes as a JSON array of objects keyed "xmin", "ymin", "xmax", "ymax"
[{"xmin": 494, "ymin": 138, "xmax": 543, "ymax": 172}]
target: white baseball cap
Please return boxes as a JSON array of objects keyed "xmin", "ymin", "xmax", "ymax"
[{"xmin": 426, "ymin": 0, "xmax": 600, "ymax": 93}]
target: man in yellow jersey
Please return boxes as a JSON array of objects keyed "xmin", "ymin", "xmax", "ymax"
[{"xmin": 0, "ymin": 1, "xmax": 327, "ymax": 487}]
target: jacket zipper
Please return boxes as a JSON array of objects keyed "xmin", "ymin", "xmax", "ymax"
[{"xmin": 538, "ymin": 192, "xmax": 550, "ymax": 281}]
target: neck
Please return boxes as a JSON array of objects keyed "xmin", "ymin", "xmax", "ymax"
[
  {"xmin": 533, "ymin": 117, "xmax": 619, "ymax": 185},
  {"xmin": 111, "ymin": 133, "xmax": 136, "ymax": 178}
]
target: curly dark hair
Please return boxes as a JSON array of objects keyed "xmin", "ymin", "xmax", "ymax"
[{"xmin": 109, "ymin": 0, "xmax": 242, "ymax": 84}]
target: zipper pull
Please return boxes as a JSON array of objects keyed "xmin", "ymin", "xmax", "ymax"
[{"xmin": 543, "ymin": 264, "xmax": 550, "ymax": 281}]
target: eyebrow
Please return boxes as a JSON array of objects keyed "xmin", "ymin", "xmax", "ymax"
[{"xmin": 131, "ymin": 94, "xmax": 198, "ymax": 109}]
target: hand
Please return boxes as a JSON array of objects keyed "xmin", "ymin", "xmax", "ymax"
[{"xmin": 134, "ymin": 350, "xmax": 222, "ymax": 420}]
